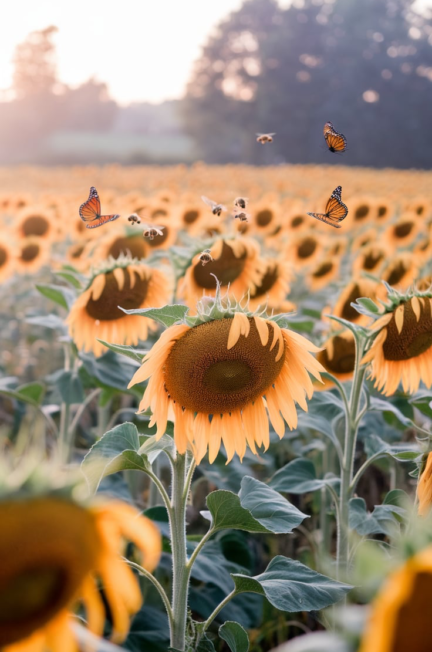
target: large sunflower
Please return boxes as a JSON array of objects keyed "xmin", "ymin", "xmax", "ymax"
[
  {"xmin": 362, "ymin": 291, "xmax": 432, "ymax": 396},
  {"xmin": 129, "ymin": 307, "xmax": 324, "ymax": 463},
  {"xmin": 0, "ymin": 495, "xmax": 161, "ymax": 652},
  {"xmin": 68, "ymin": 258, "xmax": 172, "ymax": 357},
  {"xmin": 178, "ymin": 238, "xmax": 265, "ymax": 310},
  {"xmin": 359, "ymin": 545, "xmax": 432, "ymax": 652}
]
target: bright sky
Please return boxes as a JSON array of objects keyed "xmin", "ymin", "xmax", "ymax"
[{"xmin": 0, "ymin": 0, "xmax": 430, "ymax": 105}]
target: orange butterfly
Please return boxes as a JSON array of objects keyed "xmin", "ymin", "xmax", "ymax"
[
  {"xmin": 79, "ymin": 187, "xmax": 120, "ymax": 229},
  {"xmin": 307, "ymin": 186, "xmax": 348, "ymax": 229},
  {"xmin": 323, "ymin": 121, "xmax": 347, "ymax": 153}
]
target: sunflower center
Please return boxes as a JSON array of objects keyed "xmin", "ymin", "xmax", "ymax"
[
  {"xmin": 251, "ymin": 265, "xmax": 279, "ymax": 298},
  {"xmin": 354, "ymin": 205, "xmax": 369, "ymax": 220},
  {"xmin": 383, "ymin": 300, "xmax": 432, "ymax": 361},
  {"xmin": 20, "ymin": 243, "xmax": 40, "ymax": 262},
  {"xmin": 364, "ymin": 251, "xmax": 383, "ymax": 270},
  {"xmin": 313, "ymin": 261, "xmax": 333, "ymax": 278},
  {"xmin": 341, "ymin": 284, "xmax": 363, "ymax": 322},
  {"xmin": 70, "ymin": 244, "xmax": 85, "ymax": 259},
  {"xmin": 0, "ymin": 567, "xmax": 64, "ymax": 625},
  {"xmin": 164, "ymin": 318, "xmax": 285, "ymax": 413},
  {"xmin": 193, "ymin": 242, "xmax": 246, "ymax": 289},
  {"xmin": 183, "ymin": 210, "xmax": 199, "ymax": 224},
  {"xmin": 0, "ymin": 246, "xmax": 8, "ymax": 267},
  {"xmin": 297, "ymin": 238, "xmax": 317, "ymax": 259},
  {"xmin": 377, "ymin": 205, "xmax": 388, "ymax": 218},
  {"xmin": 108, "ymin": 235, "xmax": 146, "ymax": 260},
  {"xmin": 321, "ymin": 336, "xmax": 355, "ymax": 374},
  {"xmin": 391, "ymin": 571, "xmax": 432, "ymax": 652},
  {"xmin": 151, "ymin": 208, "xmax": 168, "ymax": 219},
  {"xmin": 256, "ymin": 209, "xmax": 273, "ymax": 227},
  {"xmin": 386, "ymin": 262, "xmax": 407, "ymax": 286},
  {"xmin": 22, "ymin": 215, "xmax": 49, "ymax": 237},
  {"xmin": 85, "ymin": 269, "xmax": 149, "ymax": 321},
  {"xmin": 394, "ymin": 222, "xmax": 413, "ymax": 238},
  {"xmin": 291, "ymin": 216, "xmax": 304, "ymax": 228}
]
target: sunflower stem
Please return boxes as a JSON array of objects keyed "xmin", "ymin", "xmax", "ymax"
[
  {"xmin": 58, "ymin": 343, "xmax": 72, "ymax": 463},
  {"xmin": 169, "ymin": 452, "xmax": 192, "ymax": 651},
  {"xmin": 337, "ymin": 334, "xmax": 368, "ymax": 578}
]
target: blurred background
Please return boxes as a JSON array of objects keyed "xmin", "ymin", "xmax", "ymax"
[{"xmin": 1, "ymin": 0, "xmax": 431, "ymax": 168}]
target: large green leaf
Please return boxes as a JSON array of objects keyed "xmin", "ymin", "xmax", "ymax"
[
  {"xmin": 139, "ymin": 432, "xmax": 176, "ymax": 463},
  {"xmin": 349, "ymin": 497, "xmax": 405, "ymax": 537},
  {"xmin": 231, "ymin": 556, "xmax": 352, "ymax": 612},
  {"xmin": 81, "ymin": 422, "xmax": 148, "ymax": 493},
  {"xmin": 363, "ymin": 433, "xmax": 420, "ymax": 463},
  {"xmin": 80, "ymin": 350, "xmax": 138, "ymax": 392},
  {"xmin": 205, "ymin": 477, "xmax": 307, "ymax": 534},
  {"xmin": 120, "ymin": 304, "xmax": 189, "ymax": 327},
  {"xmin": 269, "ymin": 458, "xmax": 340, "ymax": 494},
  {"xmin": 219, "ymin": 622, "xmax": 249, "ymax": 652},
  {"xmin": 96, "ymin": 339, "xmax": 145, "ymax": 364},
  {"xmin": 49, "ymin": 369, "xmax": 84, "ymax": 405},
  {"xmin": 36, "ymin": 284, "xmax": 76, "ymax": 310},
  {"xmin": 0, "ymin": 382, "xmax": 46, "ymax": 408},
  {"xmin": 410, "ymin": 392, "xmax": 432, "ymax": 419}
]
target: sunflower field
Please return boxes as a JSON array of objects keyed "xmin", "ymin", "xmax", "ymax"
[{"xmin": 2, "ymin": 163, "xmax": 432, "ymax": 652}]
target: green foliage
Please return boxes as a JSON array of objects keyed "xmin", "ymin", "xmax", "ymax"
[
  {"xmin": 270, "ymin": 458, "xmax": 340, "ymax": 494},
  {"xmin": 36, "ymin": 283, "xmax": 76, "ymax": 310},
  {"xmin": 0, "ymin": 381, "xmax": 46, "ymax": 407},
  {"xmin": 120, "ymin": 304, "xmax": 189, "ymax": 327},
  {"xmin": 349, "ymin": 497, "xmax": 405, "ymax": 537},
  {"xmin": 219, "ymin": 621, "xmax": 249, "ymax": 652}
]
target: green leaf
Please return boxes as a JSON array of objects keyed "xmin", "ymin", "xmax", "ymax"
[
  {"xmin": 96, "ymin": 339, "xmax": 145, "ymax": 364},
  {"xmin": 364, "ymin": 433, "xmax": 420, "ymax": 463},
  {"xmin": 410, "ymin": 392, "xmax": 432, "ymax": 419},
  {"xmin": 27, "ymin": 314, "xmax": 66, "ymax": 331},
  {"xmin": 50, "ymin": 369, "xmax": 84, "ymax": 405},
  {"xmin": 0, "ymin": 382, "xmax": 46, "ymax": 408},
  {"xmin": 349, "ymin": 497, "xmax": 405, "ymax": 537},
  {"xmin": 231, "ymin": 556, "xmax": 352, "ymax": 612},
  {"xmin": 80, "ymin": 350, "xmax": 138, "ymax": 392},
  {"xmin": 196, "ymin": 636, "xmax": 216, "ymax": 652},
  {"xmin": 219, "ymin": 621, "xmax": 249, "ymax": 652},
  {"xmin": 139, "ymin": 433, "xmax": 176, "ymax": 463},
  {"xmin": 271, "ymin": 313, "xmax": 314, "ymax": 333},
  {"xmin": 269, "ymin": 458, "xmax": 340, "ymax": 494},
  {"xmin": 36, "ymin": 284, "xmax": 76, "ymax": 310},
  {"xmin": 82, "ymin": 422, "xmax": 148, "ymax": 493},
  {"xmin": 354, "ymin": 297, "xmax": 380, "ymax": 314},
  {"xmin": 369, "ymin": 397, "xmax": 414, "ymax": 429},
  {"xmin": 205, "ymin": 477, "xmax": 308, "ymax": 534},
  {"xmin": 119, "ymin": 304, "xmax": 189, "ymax": 327},
  {"xmin": 56, "ymin": 271, "xmax": 83, "ymax": 289}
]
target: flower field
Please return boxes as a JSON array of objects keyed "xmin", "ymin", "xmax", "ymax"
[{"xmin": 2, "ymin": 163, "xmax": 432, "ymax": 652}]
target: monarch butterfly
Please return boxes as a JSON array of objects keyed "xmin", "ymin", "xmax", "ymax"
[
  {"xmin": 307, "ymin": 186, "xmax": 348, "ymax": 229},
  {"xmin": 323, "ymin": 122, "xmax": 347, "ymax": 153},
  {"xmin": 79, "ymin": 187, "xmax": 120, "ymax": 229}
]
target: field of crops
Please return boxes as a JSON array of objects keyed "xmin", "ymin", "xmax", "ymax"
[{"xmin": 2, "ymin": 163, "xmax": 432, "ymax": 652}]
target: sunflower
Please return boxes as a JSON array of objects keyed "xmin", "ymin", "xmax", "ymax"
[
  {"xmin": 15, "ymin": 237, "xmax": 50, "ymax": 274},
  {"xmin": 97, "ymin": 229, "xmax": 148, "ymax": 262},
  {"xmin": 414, "ymin": 235, "xmax": 432, "ymax": 263},
  {"xmin": 383, "ymin": 215, "xmax": 420, "ymax": 250},
  {"xmin": 248, "ymin": 260, "xmax": 292, "ymax": 310},
  {"xmin": 362, "ymin": 292, "xmax": 432, "ymax": 396},
  {"xmin": 349, "ymin": 197, "xmax": 375, "ymax": 225},
  {"xmin": 375, "ymin": 199, "xmax": 394, "ymax": 224},
  {"xmin": 330, "ymin": 278, "xmax": 379, "ymax": 328},
  {"xmin": 177, "ymin": 201, "xmax": 207, "ymax": 234},
  {"xmin": 128, "ymin": 308, "xmax": 324, "ymax": 463},
  {"xmin": 144, "ymin": 217, "xmax": 179, "ymax": 251},
  {"xmin": 417, "ymin": 452, "xmax": 432, "ymax": 516},
  {"xmin": 65, "ymin": 241, "xmax": 91, "ymax": 273},
  {"xmin": 15, "ymin": 206, "xmax": 58, "ymax": 242},
  {"xmin": 0, "ymin": 495, "xmax": 161, "ymax": 652},
  {"xmin": 250, "ymin": 201, "xmax": 281, "ymax": 237},
  {"xmin": 352, "ymin": 244, "xmax": 387, "ymax": 276},
  {"xmin": 315, "ymin": 331, "xmax": 356, "ymax": 390},
  {"xmin": 359, "ymin": 544, "xmax": 432, "ymax": 652},
  {"xmin": 68, "ymin": 258, "xmax": 172, "ymax": 357},
  {"xmin": 404, "ymin": 197, "xmax": 431, "ymax": 220},
  {"xmin": 287, "ymin": 233, "xmax": 324, "ymax": 270},
  {"xmin": 378, "ymin": 253, "xmax": 418, "ymax": 299},
  {"xmin": 178, "ymin": 238, "xmax": 265, "ymax": 311},
  {"xmin": 326, "ymin": 237, "xmax": 348, "ymax": 258},
  {"xmin": 308, "ymin": 257, "xmax": 340, "ymax": 291},
  {"xmin": 351, "ymin": 227, "xmax": 379, "ymax": 253},
  {"xmin": 0, "ymin": 236, "xmax": 17, "ymax": 283}
]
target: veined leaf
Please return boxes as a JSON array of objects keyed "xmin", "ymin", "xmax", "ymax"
[
  {"xmin": 270, "ymin": 458, "xmax": 340, "ymax": 494},
  {"xmin": 119, "ymin": 304, "xmax": 189, "ymax": 327},
  {"xmin": 36, "ymin": 284, "xmax": 76, "ymax": 310},
  {"xmin": 219, "ymin": 621, "xmax": 249, "ymax": 652}
]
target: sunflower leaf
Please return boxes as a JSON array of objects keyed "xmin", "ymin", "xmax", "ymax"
[
  {"xmin": 353, "ymin": 297, "xmax": 380, "ymax": 315},
  {"xmin": 219, "ymin": 621, "xmax": 249, "ymax": 652},
  {"xmin": 269, "ymin": 458, "xmax": 340, "ymax": 494},
  {"xmin": 119, "ymin": 304, "xmax": 189, "ymax": 327},
  {"xmin": 96, "ymin": 339, "xmax": 145, "ymax": 364},
  {"xmin": 0, "ymin": 382, "xmax": 46, "ymax": 408},
  {"xmin": 349, "ymin": 497, "xmax": 405, "ymax": 536},
  {"xmin": 138, "ymin": 433, "xmax": 176, "ymax": 463},
  {"xmin": 231, "ymin": 556, "xmax": 352, "ymax": 611},
  {"xmin": 82, "ymin": 422, "xmax": 150, "ymax": 493},
  {"xmin": 36, "ymin": 284, "xmax": 76, "ymax": 310}
]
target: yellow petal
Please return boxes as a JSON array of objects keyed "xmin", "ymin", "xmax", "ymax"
[
  {"xmin": 394, "ymin": 305, "xmax": 405, "ymax": 334},
  {"xmin": 113, "ymin": 267, "xmax": 125, "ymax": 290},
  {"xmin": 91, "ymin": 273, "xmax": 106, "ymax": 301},
  {"xmin": 254, "ymin": 316, "xmax": 269, "ymax": 346}
]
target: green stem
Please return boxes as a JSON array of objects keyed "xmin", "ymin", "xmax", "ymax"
[
  {"xmin": 350, "ymin": 451, "xmax": 386, "ymax": 494},
  {"xmin": 68, "ymin": 388, "xmax": 101, "ymax": 439},
  {"xmin": 148, "ymin": 457, "xmax": 163, "ymax": 508},
  {"xmin": 186, "ymin": 527, "xmax": 215, "ymax": 571},
  {"xmin": 124, "ymin": 558, "xmax": 174, "ymax": 629},
  {"xmin": 202, "ymin": 590, "xmax": 236, "ymax": 633},
  {"xmin": 58, "ymin": 343, "xmax": 72, "ymax": 463}
]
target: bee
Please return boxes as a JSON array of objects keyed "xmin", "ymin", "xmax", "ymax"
[
  {"xmin": 143, "ymin": 224, "xmax": 165, "ymax": 240},
  {"xmin": 234, "ymin": 197, "xmax": 248, "ymax": 210},
  {"xmin": 127, "ymin": 213, "xmax": 141, "ymax": 225},
  {"xmin": 199, "ymin": 249, "xmax": 213, "ymax": 266},
  {"xmin": 201, "ymin": 195, "xmax": 227, "ymax": 217},
  {"xmin": 233, "ymin": 210, "xmax": 250, "ymax": 223},
  {"xmin": 256, "ymin": 133, "xmax": 275, "ymax": 144}
]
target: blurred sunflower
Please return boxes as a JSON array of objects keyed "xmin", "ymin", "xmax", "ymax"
[
  {"xmin": 308, "ymin": 257, "xmax": 340, "ymax": 291},
  {"xmin": 326, "ymin": 237, "xmax": 348, "ymax": 258},
  {"xmin": 384, "ymin": 215, "xmax": 420, "ymax": 250},
  {"xmin": 0, "ymin": 236, "xmax": 17, "ymax": 283},
  {"xmin": 178, "ymin": 238, "xmax": 265, "ymax": 310},
  {"xmin": 414, "ymin": 235, "xmax": 432, "ymax": 262},
  {"xmin": 144, "ymin": 217, "xmax": 179, "ymax": 251},
  {"xmin": 68, "ymin": 258, "xmax": 171, "ymax": 357},
  {"xmin": 15, "ymin": 206, "xmax": 58, "ymax": 242},
  {"xmin": 65, "ymin": 241, "xmax": 91, "ymax": 273},
  {"xmin": 359, "ymin": 544, "xmax": 432, "ymax": 652},
  {"xmin": 350, "ymin": 197, "xmax": 375, "ymax": 225},
  {"xmin": 417, "ymin": 452, "xmax": 432, "ymax": 516},
  {"xmin": 378, "ymin": 253, "xmax": 418, "ymax": 298},
  {"xmin": 351, "ymin": 227, "xmax": 379, "ymax": 253},
  {"xmin": 177, "ymin": 201, "xmax": 206, "ymax": 234},
  {"xmin": 0, "ymin": 495, "xmax": 161, "ymax": 652},
  {"xmin": 129, "ymin": 307, "xmax": 323, "ymax": 463},
  {"xmin": 353, "ymin": 244, "xmax": 387, "ymax": 276},
  {"xmin": 98, "ymin": 230, "xmax": 148, "ymax": 262},
  {"xmin": 16, "ymin": 237, "xmax": 50, "ymax": 274},
  {"xmin": 249, "ymin": 260, "xmax": 292, "ymax": 310},
  {"xmin": 250, "ymin": 201, "xmax": 281, "ymax": 237},
  {"xmin": 315, "ymin": 331, "xmax": 356, "ymax": 389},
  {"xmin": 404, "ymin": 197, "xmax": 431, "ymax": 220},
  {"xmin": 362, "ymin": 291, "xmax": 432, "ymax": 395},
  {"xmin": 288, "ymin": 233, "xmax": 324, "ymax": 270},
  {"xmin": 375, "ymin": 199, "xmax": 394, "ymax": 224},
  {"xmin": 330, "ymin": 278, "xmax": 378, "ymax": 328}
]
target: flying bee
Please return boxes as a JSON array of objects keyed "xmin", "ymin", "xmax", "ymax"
[
  {"xmin": 142, "ymin": 224, "xmax": 165, "ymax": 240},
  {"xmin": 233, "ymin": 210, "xmax": 250, "ymax": 223},
  {"xmin": 256, "ymin": 133, "xmax": 275, "ymax": 144},
  {"xmin": 199, "ymin": 249, "xmax": 213, "ymax": 266},
  {"xmin": 234, "ymin": 197, "xmax": 248, "ymax": 210},
  {"xmin": 127, "ymin": 213, "xmax": 141, "ymax": 225},
  {"xmin": 201, "ymin": 195, "xmax": 227, "ymax": 217}
]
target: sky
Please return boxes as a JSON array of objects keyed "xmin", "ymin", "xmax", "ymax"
[{"xmin": 0, "ymin": 0, "xmax": 430, "ymax": 105}]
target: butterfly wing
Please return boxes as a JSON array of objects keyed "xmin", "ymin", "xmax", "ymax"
[
  {"xmin": 324, "ymin": 195, "xmax": 349, "ymax": 226},
  {"xmin": 85, "ymin": 214, "xmax": 120, "ymax": 229},
  {"xmin": 323, "ymin": 121, "xmax": 335, "ymax": 135},
  {"xmin": 307, "ymin": 211, "xmax": 342, "ymax": 229},
  {"xmin": 79, "ymin": 187, "xmax": 101, "ymax": 222},
  {"xmin": 332, "ymin": 186, "xmax": 342, "ymax": 201},
  {"xmin": 325, "ymin": 131, "xmax": 347, "ymax": 152}
]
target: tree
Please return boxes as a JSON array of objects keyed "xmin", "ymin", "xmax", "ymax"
[
  {"xmin": 183, "ymin": 0, "xmax": 432, "ymax": 168},
  {"xmin": 13, "ymin": 26, "xmax": 60, "ymax": 99}
]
